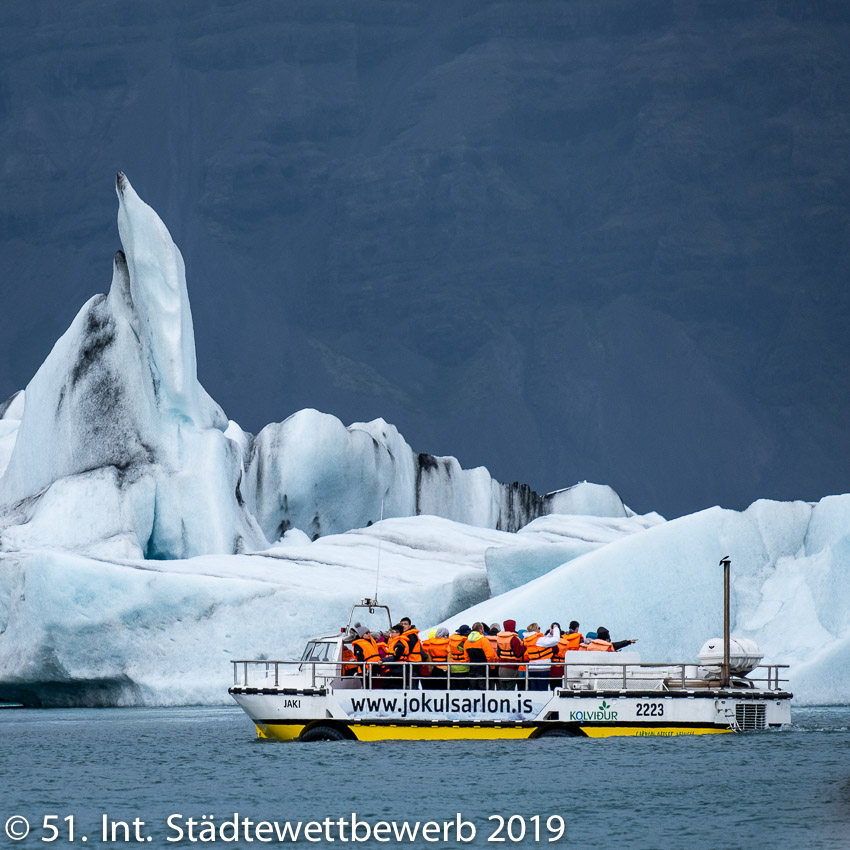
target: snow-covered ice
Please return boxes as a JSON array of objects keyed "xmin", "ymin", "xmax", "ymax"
[
  {"xmin": 0, "ymin": 516, "xmax": 532, "ymax": 705},
  {"xmin": 2, "ymin": 497, "xmax": 848, "ymax": 706},
  {"xmin": 486, "ymin": 511, "xmax": 665, "ymax": 596}
]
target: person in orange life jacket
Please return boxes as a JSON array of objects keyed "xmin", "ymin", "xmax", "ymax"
[
  {"xmin": 552, "ymin": 620, "xmax": 584, "ymax": 684},
  {"xmin": 448, "ymin": 625, "xmax": 472, "ymax": 689},
  {"xmin": 566, "ymin": 621, "xmax": 584, "ymax": 647},
  {"xmin": 421, "ymin": 627, "xmax": 450, "ymax": 690},
  {"xmin": 581, "ymin": 630, "xmax": 598, "ymax": 647},
  {"xmin": 466, "ymin": 623, "xmax": 497, "ymax": 689},
  {"xmin": 398, "ymin": 616, "xmax": 424, "ymax": 687},
  {"xmin": 340, "ymin": 624, "xmax": 361, "ymax": 676},
  {"xmin": 350, "ymin": 625, "xmax": 380, "ymax": 683},
  {"xmin": 398, "ymin": 617, "xmax": 422, "ymax": 658},
  {"xmin": 523, "ymin": 622, "xmax": 561, "ymax": 691},
  {"xmin": 341, "ymin": 642, "xmax": 359, "ymax": 676},
  {"xmin": 596, "ymin": 626, "xmax": 637, "ymax": 651},
  {"xmin": 496, "ymin": 619, "xmax": 526, "ymax": 691},
  {"xmin": 558, "ymin": 621, "xmax": 584, "ymax": 653},
  {"xmin": 487, "ymin": 624, "xmax": 502, "ymax": 679},
  {"xmin": 382, "ymin": 624, "xmax": 408, "ymax": 688},
  {"xmin": 418, "ymin": 628, "xmax": 436, "ymax": 688},
  {"xmin": 373, "ymin": 631, "xmax": 389, "ymax": 664}
]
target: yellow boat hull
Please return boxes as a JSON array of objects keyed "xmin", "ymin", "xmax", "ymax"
[{"xmin": 255, "ymin": 721, "xmax": 731, "ymax": 741}]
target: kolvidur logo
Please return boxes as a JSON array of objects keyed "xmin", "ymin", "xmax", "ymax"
[{"xmin": 568, "ymin": 700, "xmax": 619, "ymax": 722}]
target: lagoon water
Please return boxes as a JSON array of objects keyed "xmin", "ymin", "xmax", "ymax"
[{"xmin": 1, "ymin": 706, "xmax": 849, "ymax": 849}]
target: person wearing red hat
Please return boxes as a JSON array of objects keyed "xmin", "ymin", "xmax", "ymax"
[{"xmin": 496, "ymin": 619, "xmax": 526, "ymax": 690}]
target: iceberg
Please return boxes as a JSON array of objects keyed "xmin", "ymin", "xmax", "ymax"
[
  {"xmin": 242, "ymin": 413, "xmax": 611, "ymax": 542},
  {"xmin": 0, "ymin": 175, "xmax": 264, "ymax": 559},
  {"xmin": 441, "ymin": 496, "xmax": 850, "ymax": 705},
  {"xmin": 0, "ymin": 175, "xmax": 624, "ymax": 559}
]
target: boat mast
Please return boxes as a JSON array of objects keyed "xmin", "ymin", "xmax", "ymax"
[
  {"xmin": 373, "ymin": 499, "xmax": 384, "ymax": 601},
  {"xmin": 720, "ymin": 556, "xmax": 731, "ymax": 687}
]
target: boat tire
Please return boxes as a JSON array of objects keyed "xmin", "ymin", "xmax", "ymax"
[
  {"xmin": 299, "ymin": 724, "xmax": 348, "ymax": 742},
  {"xmin": 536, "ymin": 727, "xmax": 576, "ymax": 738}
]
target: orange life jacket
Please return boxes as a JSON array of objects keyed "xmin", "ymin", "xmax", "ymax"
[
  {"xmin": 583, "ymin": 638, "xmax": 615, "ymax": 652},
  {"xmin": 486, "ymin": 634, "xmax": 499, "ymax": 654},
  {"xmin": 341, "ymin": 645, "xmax": 359, "ymax": 676},
  {"xmin": 448, "ymin": 634, "xmax": 471, "ymax": 673},
  {"xmin": 388, "ymin": 634, "xmax": 408, "ymax": 661},
  {"xmin": 553, "ymin": 631, "xmax": 582, "ymax": 661},
  {"xmin": 496, "ymin": 631, "xmax": 524, "ymax": 661},
  {"xmin": 523, "ymin": 632, "xmax": 554, "ymax": 662},
  {"xmin": 552, "ymin": 636, "xmax": 566, "ymax": 663},
  {"xmin": 422, "ymin": 637, "xmax": 450, "ymax": 669},
  {"xmin": 563, "ymin": 631, "xmax": 584, "ymax": 651},
  {"xmin": 402, "ymin": 628, "xmax": 423, "ymax": 663},
  {"xmin": 465, "ymin": 632, "xmax": 497, "ymax": 664},
  {"xmin": 352, "ymin": 636, "xmax": 380, "ymax": 665},
  {"xmin": 449, "ymin": 634, "xmax": 468, "ymax": 662}
]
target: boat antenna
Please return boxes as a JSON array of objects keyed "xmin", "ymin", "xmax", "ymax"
[{"xmin": 374, "ymin": 499, "xmax": 384, "ymax": 601}]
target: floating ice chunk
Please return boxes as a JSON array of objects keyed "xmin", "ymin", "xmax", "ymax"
[
  {"xmin": 546, "ymin": 481, "xmax": 631, "ymax": 518},
  {"xmin": 2, "ymin": 175, "xmax": 629, "ymax": 558},
  {"xmin": 243, "ymin": 408, "xmax": 549, "ymax": 540},
  {"xmin": 273, "ymin": 528, "xmax": 313, "ymax": 547},
  {"xmin": 791, "ymin": 634, "xmax": 850, "ymax": 705}
]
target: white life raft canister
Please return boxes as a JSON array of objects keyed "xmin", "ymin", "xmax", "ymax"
[{"xmin": 697, "ymin": 638, "xmax": 763, "ymax": 675}]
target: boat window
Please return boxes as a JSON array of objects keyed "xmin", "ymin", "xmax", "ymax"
[{"xmin": 300, "ymin": 641, "xmax": 337, "ymax": 662}]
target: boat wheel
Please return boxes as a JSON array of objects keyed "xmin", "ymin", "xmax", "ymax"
[
  {"xmin": 299, "ymin": 724, "xmax": 348, "ymax": 742},
  {"xmin": 536, "ymin": 727, "xmax": 576, "ymax": 738}
]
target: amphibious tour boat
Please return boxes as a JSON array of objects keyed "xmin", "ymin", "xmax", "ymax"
[{"xmin": 229, "ymin": 561, "xmax": 792, "ymax": 741}]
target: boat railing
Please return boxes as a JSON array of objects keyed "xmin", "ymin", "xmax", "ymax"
[{"xmin": 231, "ymin": 660, "xmax": 790, "ymax": 692}]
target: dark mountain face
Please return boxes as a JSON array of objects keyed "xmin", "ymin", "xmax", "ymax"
[{"xmin": 1, "ymin": 0, "xmax": 848, "ymax": 518}]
